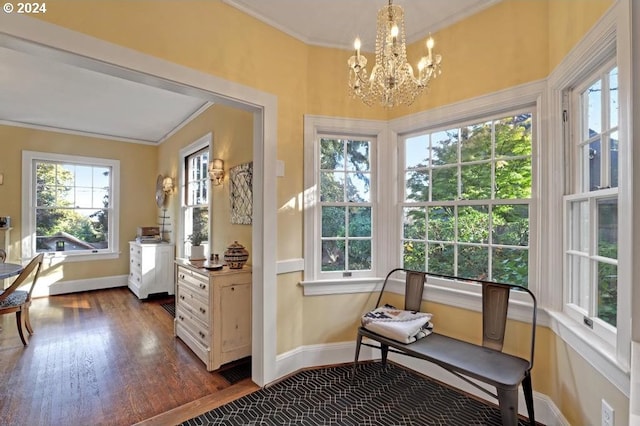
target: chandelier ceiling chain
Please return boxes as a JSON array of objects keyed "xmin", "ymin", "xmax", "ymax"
[{"xmin": 347, "ymin": 0, "xmax": 442, "ymax": 108}]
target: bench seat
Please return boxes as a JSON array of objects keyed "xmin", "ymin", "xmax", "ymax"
[
  {"xmin": 359, "ymin": 328, "xmax": 530, "ymax": 389},
  {"xmin": 353, "ymin": 269, "xmax": 537, "ymax": 426}
]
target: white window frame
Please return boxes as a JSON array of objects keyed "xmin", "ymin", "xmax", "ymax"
[
  {"xmin": 178, "ymin": 133, "xmax": 211, "ymax": 259},
  {"xmin": 547, "ymin": 5, "xmax": 630, "ymax": 392},
  {"xmin": 21, "ymin": 150, "xmax": 120, "ymax": 262},
  {"xmin": 302, "ymin": 115, "xmax": 387, "ymax": 295},
  {"xmin": 563, "ymin": 60, "xmax": 619, "ymax": 347},
  {"xmin": 390, "ymin": 82, "xmax": 542, "ymax": 304},
  {"xmin": 398, "ymin": 109, "xmax": 534, "ymax": 287}
]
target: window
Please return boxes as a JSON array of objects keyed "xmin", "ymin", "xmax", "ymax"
[
  {"xmin": 22, "ymin": 151, "xmax": 120, "ymax": 259},
  {"xmin": 179, "ymin": 133, "xmax": 212, "ymax": 259},
  {"xmin": 319, "ymin": 137, "xmax": 373, "ymax": 274},
  {"xmin": 400, "ymin": 111, "xmax": 533, "ymax": 287},
  {"xmin": 303, "ymin": 116, "xmax": 384, "ymax": 286},
  {"xmin": 182, "ymin": 146, "xmax": 210, "ymax": 258},
  {"xmin": 564, "ymin": 62, "xmax": 618, "ymax": 343}
]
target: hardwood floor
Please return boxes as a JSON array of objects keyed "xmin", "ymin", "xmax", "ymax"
[{"xmin": 0, "ymin": 287, "xmax": 258, "ymax": 426}]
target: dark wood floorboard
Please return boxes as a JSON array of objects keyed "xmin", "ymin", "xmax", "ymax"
[{"xmin": 0, "ymin": 287, "xmax": 254, "ymax": 426}]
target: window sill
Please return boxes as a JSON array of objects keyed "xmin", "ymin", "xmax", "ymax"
[
  {"xmin": 299, "ymin": 277, "xmax": 384, "ymax": 295},
  {"xmin": 38, "ymin": 251, "xmax": 120, "ymax": 264},
  {"xmin": 545, "ymin": 309, "xmax": 629, "ymax": 397}
]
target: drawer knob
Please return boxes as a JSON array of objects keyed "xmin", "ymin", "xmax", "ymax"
[
  {"xmin": 199, "ymin": 307, "xmax": 206, "ymax": 314},
  {"xmin": 178, "ymin": 315, "xmax": 184, "ymax": 321},
  {"xmin": 180, "ymin": 295, "xmax": 185, "ymax": 300},
  {"xmin": 199, "ymin": 331, "xmax": 205, "ymax": 338},
  {"xmin": 199, "ymin": 283, "xmax": 206, "ymax": 289}
]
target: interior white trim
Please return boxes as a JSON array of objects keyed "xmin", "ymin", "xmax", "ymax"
[
  {"xmin": 276, "ymin": 258, "xmax": 304, "ymax": 275},
  {"xmin": 32, "ymin": 274, "xmax": 128, "ymax": 299},
  {"xmin": 1, "ymin": 14, "xmax": 278, "ymax": 387}
]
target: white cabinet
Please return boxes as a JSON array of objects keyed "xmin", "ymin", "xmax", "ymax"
[
  {"xmin": 174, "ymin": 260, "xmax": 251, "ymax": 371},
  {"xmin": 128, "ymin": 241, "xmax": 174, "ymax": 299}
]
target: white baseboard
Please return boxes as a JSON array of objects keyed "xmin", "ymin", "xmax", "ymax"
[
  {"xmin": 275, "ymin": 341, "xmax": 569, "ymax": 426},
  {"xmin": 32, "ymin": 274, "xmax": 128, "ymax": 298}
]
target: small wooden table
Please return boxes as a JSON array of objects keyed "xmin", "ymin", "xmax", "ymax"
[{"xmin": 0, "ymin": 263, "xmax": 22, "ymax": 280}]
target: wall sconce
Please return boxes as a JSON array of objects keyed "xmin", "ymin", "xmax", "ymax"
[
  {"xmin": 208, "ymin": 159, "xmax": 225, "ymax": 186},
  {"xmin": 162, "ymin": 176, "xmax": 174, "ymax": 194}
]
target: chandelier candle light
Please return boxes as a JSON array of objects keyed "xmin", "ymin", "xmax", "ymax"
[{"xmin": 348, "ymin": 0, "xmax": 442, "ymax": 107}]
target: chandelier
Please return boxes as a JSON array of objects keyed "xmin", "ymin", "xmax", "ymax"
[{"xmin": 347, "ymin": 0, "xmax": 442, "ymax": 108}]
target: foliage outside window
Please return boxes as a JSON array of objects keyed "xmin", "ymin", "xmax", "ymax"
[
  {"xmin": 565, "ymin": 64, "xmax": 618, "ymax": 330},
  {"xmin": 34, "ymin": 159, "xmax": 113, "ymax": 254},
  {"xmin": 183, "ymin": 147, "xmax": 210, "ymax": 256},
  {"xmin": 401, "ymin": 112, "xmax": 532, "ymax": 287},
  {"xmin": 319, "ymin": 137, "xmax": 372, "ymax": 273}
]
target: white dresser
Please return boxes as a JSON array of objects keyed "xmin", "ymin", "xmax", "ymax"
[
  {"xmin": 128, "ymin": 241, "xmax": 175, "ymax": 299},
  {"xmin": 174, "ymin": 260, "xmax": 251, "ymax": 371}
]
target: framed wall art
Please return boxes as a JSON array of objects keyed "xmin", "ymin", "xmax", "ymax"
[{"xmin": 229, "ymin": 162, "xmax": 253, "ymax": 224}]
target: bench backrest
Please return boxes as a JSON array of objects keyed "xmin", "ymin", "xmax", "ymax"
[{"xmin": 375, "ymin": 268, "xmax": 537, "ymax": 368}]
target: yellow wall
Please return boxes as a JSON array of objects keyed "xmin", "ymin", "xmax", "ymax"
[
  {"xmin": 157, "ymin": 104, "xmax": 253, "ymax": 262},
  {"xmin": 0, "ymin": 125, "xmax": 156, "ymax": 287},
  {"xmin": 21, "ymin": 0, "xmax": 621, "ymax": 422}
]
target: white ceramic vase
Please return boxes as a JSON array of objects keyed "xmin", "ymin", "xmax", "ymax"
[{"xmin": 189, "ymin": 244, "xmax": 205, "ymax": 261}]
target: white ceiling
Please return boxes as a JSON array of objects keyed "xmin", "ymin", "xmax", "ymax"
[{"xmin": 0, "ymin": 1, "xmax": 497, "ymax": 144}]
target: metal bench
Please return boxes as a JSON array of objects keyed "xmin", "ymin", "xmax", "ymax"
[{"xmin": 353, "ymin": 268, "xmax": 537, "ymax": 426}]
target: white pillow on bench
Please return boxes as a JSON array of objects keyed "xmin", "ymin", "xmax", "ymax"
[{"xmin": 362, "ymin": 304, "xmax": 433, "ymax": 344}]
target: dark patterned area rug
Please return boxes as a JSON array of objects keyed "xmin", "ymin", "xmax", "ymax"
[
  {"xmin": 161, "ymin": 301, "xmax": 175, "ymax": 317},
  {"xmin": 219, "ymin": 357, "xmax": 252, "ymax": 384},
  {"xmin": 181, "ymin": 362, "xmax": 535, "ymax": 426}
]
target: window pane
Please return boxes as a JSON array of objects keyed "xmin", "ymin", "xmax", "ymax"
[
  {"xmin": 346, "ymin": 172, "xmax": 370, "ymax": 202},
  {"xmin": 586, "ymin": 79, "xmax": 602, "ymax": 136},
  {"xmin": 321, "ymin": 206, "xmax": 345, "ymax": 237},
  {"xmin": 36, "ymin": 208, "xmax": 108, "ymax": 252},
  {"xmin": 75, "ymin": 187, "xmax": 93, "ymax": 208},
  {"xmin": 428, "ymin": 243, "xmax": 454, "ymax": 275},
  {"xmin": 320, "ymin": 139, "xmax": 345, "ymax": 170},
  {"xmin": 348, "ymin": 240, "xmax": 371, "ymax": 270},
  {"xmin": 458, "ymin": 205, "xmax": 489, "ymax": 243},
  {"xmin": 610, "ymin": 131, "xmax": 619, "ymax": 188},
  {"xmin": 403, "ymin": 241, "xmax": 426, "ymax": 271},
  {"xmin": 403, "ymin": 208, "xmax": 425, "ymax": 240},
  {"xmin": 495, "ymin": 114, "xmax": 532, "ymax": 158},
  {"xmin": 431, "ymin": 167, "xmax": 457, "ymax": 201},
  {"xmin": 428, "ymin": 206, "xmax": 454, "ymax": 242},
  {"xmin": 597, "ymin": 198, "xmax": 617, "ymax": 259},
  {"xmin": 405, "ymin": 170, "xmax": 429, "ymax": 202},
  {"xmin": 495, "ymin": 158, "xmax": 532, "ymax": 199},
  {"xmin": 569, "ymin": 200, "xmax": 589, "ymax": 252},
  {"xmin": 609, "ymin": 67, "xmax": 618, "ymax": 128},
  {"xmin": 597, "ymin": 262, "xmax": 617, "ymax": 327},
  {"xmin": 461, "ymin": 121, "xmax": 491, "ymax": 162},
  {"xmin": 492, "ymin": 204, "xmax": 529, "ymax": 246},
  {"xmin": 346, "ymin": 140, "xmax": 370, "ymax": 171},
  {"xmin": 492, "ymin": 247, "xmax": 528, "ymax": 287},
  {"xmin": 581, "ymin": 140, "xmax": 601, "ymax": 192},
  {"xmin": 320, "ymin": 172, "xmax": 345, "ymax": 202},
  {"xmin": 461, "ymin": 163, "xmax": 491, "ymax": 199},
  {"xmin": 457, "ymin": 245, "xmax": 488, "ymax": 280},
  {"xmin": 569, "ymin": 254, "xmax": 589, "ymax": 310},
  {"xmin": 349, "ymin": 207, "xmax": 371, "ymax": 237},
  {"xmin": 406, "ymin": 135, "xmax": 428, "ymax": 169},
  {"xmin": 93, "ymin": 188, "xmax": 109, "ymax": 208},
  {"xmin": 431, "ymin": 129, "xmax": 458, "ymax": 166},
  {"xmin": 93, "ymin": 167, "xmax": 110, "ymax": 187},
  {"xmin": 322, "ymin": 240, "xmax": 345, "ymax": 271}
]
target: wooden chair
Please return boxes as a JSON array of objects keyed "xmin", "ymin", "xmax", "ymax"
[
  {"xmin": 0, "ymin": 253, "xmax": 44, "ymax": 346},
  {"xmin": 354, "ymin": 268, "xmax": 537, "ymax": 426},
  {"xmin": 0, "ymin": 248, "xmax": 6, "ymax": 263}
]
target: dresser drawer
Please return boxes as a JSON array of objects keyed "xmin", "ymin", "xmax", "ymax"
[
  {"xmin": 176, "ymin": 285, "xmax": 209, "ymax": 325},
  {"xmin": 175, "ymin": 306, "xmax": 210, "ymax": 347},
  {"xmin": 176, "ymin": 322, "xmax": 209, "ymax": 365},
  {"xmin": 176, "ymin": 266, "xmax": 209, "ymax": 299}
]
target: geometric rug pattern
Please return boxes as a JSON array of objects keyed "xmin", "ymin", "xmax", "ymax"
[{"xmin": 181, "ymin": 362, "xmax": 535, "ymax": 425}]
